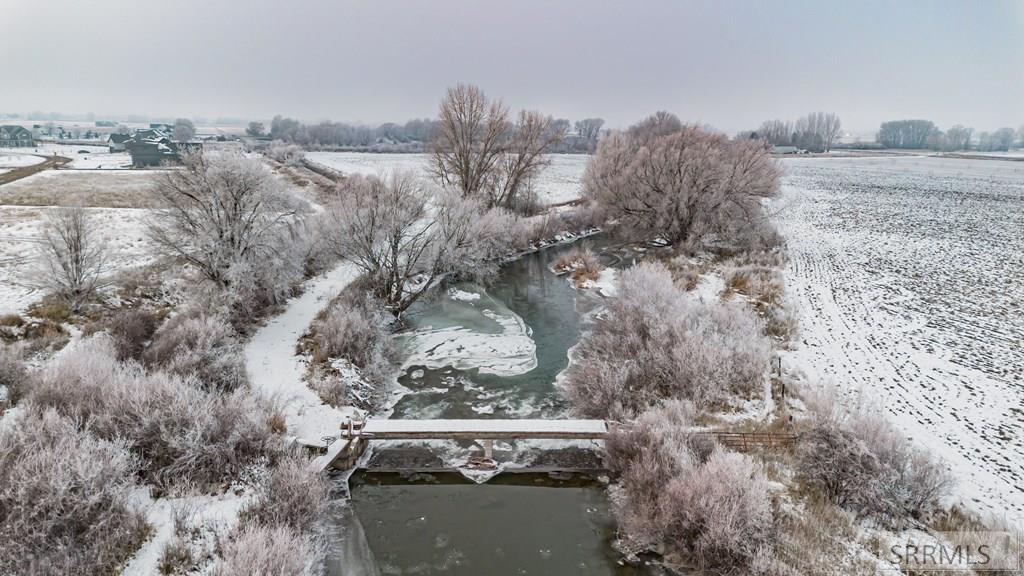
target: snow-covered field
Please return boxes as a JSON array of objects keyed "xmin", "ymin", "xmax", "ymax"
[
  {"xmin": 0, "ymin": 206, "xmax": 156, "ymax": 315},
  {"xmin": 0, "ymin": 152, "xmax": 44, "ymax": 169},
  {"xmin": 306, "ymin": 152, "xmax": 588, "ymax": 206},
  {"xmin": 10, "ymin": 142, "xmax": 133, "ymax": 169},
  {"xmin": 774, "ymin": 156, "xmax": 1024, "ymax": 521},
  {"xmin": 0, "ymin": 158, "xmax": 163, "ymax": 314}
]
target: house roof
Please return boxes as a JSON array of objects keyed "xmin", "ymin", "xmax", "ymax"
[{"xmin": 0, "ymin": 125, "xmax": 33, "ymax": 137}]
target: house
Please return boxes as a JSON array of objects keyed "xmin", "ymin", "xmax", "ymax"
[
  {"xmin": 107, "ymin": 133, "xmax": 131, "ymax": 152},
  {"xmin": 124, "ymin": 131, "xmax": 202, "ymax": 167},
  {"xmin": 0, "ymin": 125, "xmax": 34, "ymax": 147}
]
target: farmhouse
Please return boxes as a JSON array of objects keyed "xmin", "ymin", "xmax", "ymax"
[
  {"xmin": 0, "ymin": 125, "xmax": 34, "ymax": 147},
  {"xmin": 107, "ymin": 133, "xmax": 131, "ymax": 152},
  {"xmin": 124, "ymin": 128, "xmax": 202, "ymax": 167}
]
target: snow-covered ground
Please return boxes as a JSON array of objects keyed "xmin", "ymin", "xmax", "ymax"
[
  {"xmin": 0, "ymin": 152, "xmax": 44, "ymax": 169},
  {"xmin": 0, "ymin": 206, "xmax": 156, "ymax": 315},
  {"xmin": 773, "ymin": 156, "xmax": 1024, "ymax": 521},
  {"xmin": 11, "ymin": 142, "xmax": 132, "ymax": 169},
  {"xmin": 305, "ymin": 152, "xmax": 588, "ymax": 206},
  {"xmin": 244, "ymin": 262, "xmax": 362, "ymax": 444}
]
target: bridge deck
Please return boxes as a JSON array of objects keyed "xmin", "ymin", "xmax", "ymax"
[{"xmin": 342, "ymin": 418, "xmax": 608, "ymax": 440}]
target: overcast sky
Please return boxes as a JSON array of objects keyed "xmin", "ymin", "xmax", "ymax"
[{"xmin": 4, "ymin": 0, "xmax": 1023, "ymax": 133}]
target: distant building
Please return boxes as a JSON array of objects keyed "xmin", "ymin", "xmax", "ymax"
[
  {"xmin": 124, "ymin": 127, "xmax": 201, "ymax": 167},
  {"xmin": 0, "ymin": 125, "xmax": 34, "ymax": 147},
  {"xmin": 107, "ymin": 133, "xmax": 131, "ymax": 152},
  {"xmin": 770, "ymin": 145, "xmax": 800, "ymax": 154}
]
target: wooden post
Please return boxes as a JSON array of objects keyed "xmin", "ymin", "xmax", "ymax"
[{"xmin": 482, "ymin": 439, "xmax": 494, "ymax": 460}]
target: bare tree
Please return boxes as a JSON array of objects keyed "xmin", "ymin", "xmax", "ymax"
[
  {"xmin": 172, "ymin": 118, "xmax": 196, "ymax": 142},
  {"xmin": 574, "ymin": 117, "xmax": 604, "ymax": 152},
  {"xmin": 584, "ymin": 116, "xmax": 780, "ymax": 248},
  {"xmin": 430, "ymin": 84, "xmax": 509, "ymax": 199},
  {"xmin": 945, "ymin": 125, "xmax": 973, "ymax": 151},
  {"xmin": 322, "ymin": 172, "xmax": 513, "ymax": 314},
  {"xmin": 430, "ymin": 84, "xmax": 564, "ymax": 212},
  {"xmin": 757, "ymin": 119, "xmax": 793, "ymax": 145},
  {"xmin": 147, "ymin": 152, "xmax": 302, "ymax": 290},
  {"xmin": 819, "ymin": 112, "xmax": 842, "ymax": 151},
  {"xmin": 37, "ymin": 206, "xmax": 108, "ymax": 312}
]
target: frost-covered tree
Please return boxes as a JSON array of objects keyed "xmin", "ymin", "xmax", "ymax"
[
  {"xmin": 246, "ymin": 121, "xmax": 265, "ymax": 137},
  {"xmin": 563, "ymin": 261, "xmax": 771, "ymax": 419},
  {"xmin": 430, "ymin": 84, "xmax": 564, "ymax": 212},
  {"xmin": 172, "ymin": 118, "xmax": 196, "ymax": 142},
  {"xmin": 584, "ymin": 114, "xmax": 780, "ymax": 248},
  {"xmin": 37, "ymin": 206, "xmax": 108, "ymax": 312},
  {"xmin": 944, "ymin": 124, "xmax": 973, "ymax": 151},
  {"xmin": 322, "ymin": 171, "xmax": 514, "ymax": 314},
  {"xmin": 574, "ymin": 117, "xmax": 604, "ymax": 152},
  {"xmin": 148, "ymin": 152, "xmax": 303, "ymax": 290}
]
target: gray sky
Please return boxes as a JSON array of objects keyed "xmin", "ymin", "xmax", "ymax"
[{"xmin": 4, "ymin": 0, "xmax": 1023, "ymax": 133}]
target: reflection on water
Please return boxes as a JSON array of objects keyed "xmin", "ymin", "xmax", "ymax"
[{"xmin": 328, "ymin": 472, "xmax": 659, "ymax": 576}]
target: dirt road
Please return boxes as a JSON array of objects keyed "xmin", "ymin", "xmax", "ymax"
[{"xmin": 0, "ymin": 154, "xmax": 71, "ymax": 186}]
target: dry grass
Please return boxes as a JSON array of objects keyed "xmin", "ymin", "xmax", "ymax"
[
  {"xmin": 0, "ymin": 170, "xmax": 160, "ymax": 208},
  {"xmin": 214, "ymin": 525, "xmax": 320, "ymax": 576},
  {"xmin": 552, "ymin": 246, "xmax": 603, "ymax": 286}
]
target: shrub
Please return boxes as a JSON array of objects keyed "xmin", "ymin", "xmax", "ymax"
[
  {"xmin": 563, "ymin": 261, "xmax": 771, "ymax": 419},
  {"xmin": 0, "ymin": 407, "xmax": 148, "ymax": 575},
  {"xmin": 28, "ymin": 336, "xmax": 274, "ymax": 490},
  {"xmin": 660, "ymin": 451, "xmax": 773, "ymax": 569},
  {"xmin": 214, "ymin": 525, "xmax": 321, "ymax": 576},
  {"xmin": 605, "ymin": 402, "xmax": 772, "ymax": 573},
  {"xmin": 241, "ymin": 451, "xmax": 329, "ymax": 531},
  {"xmin": 266, "ymin": 141, "xmax": 306, "ymax": 166},
  {"xmin": 552, "ymin": 246, "xmax": 603, "ymax": 285},
  {"xmin": 158, "ymin": 536, "xmax": 196, "ymax": 575},
  {"xmin": 795, "ymin": 392, "xmax": 953, "ymax": 522},
  {"xmin": 308, "ymin": 290, "xmax": 393, "ymax": 408},
  {"xmin": 145, "ymin": 308, "xmax": 248, "ymax": 392},
  {"xmin": 723, "ymin": 264, "xmax": 785, "ymax": 305},
  {"xmin": 0, "ymin": 344, "xmax": 28, "ymax": 405},
  {"xmin": 108, "ymin": 308, "xmax": 160, "ymax": 361}
]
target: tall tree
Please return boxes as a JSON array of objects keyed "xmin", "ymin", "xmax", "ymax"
[
  {"xmin": 322, "ymin": 172, "xmax": 513, "ymax": 314},
  {"xmin": 584, "ymin": 114, "xmax": 780, "ymax": 248},
  {"xmin": 147, "ymin": 152, "xmax": 301, "ymax": 289},
  {"xmin": 430, "ymin": 84, "xmax": 564, "ymax": 212}
]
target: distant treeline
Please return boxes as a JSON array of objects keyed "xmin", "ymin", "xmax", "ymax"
[
  {"xmin": 876, "ymin": 120, "xmax": 1021, "ymax": 152},
  {"xmin": 740, "ymin": 112, "xmax": 843, "ymax": 152},
  {"xmin": 258, "ymin": 115, "xmax": 605, "ymax": 153}
]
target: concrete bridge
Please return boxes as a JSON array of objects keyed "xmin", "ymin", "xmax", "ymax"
[{"xmin": 314, "ymin": 418, "xmax": 797, "ymax": 471}]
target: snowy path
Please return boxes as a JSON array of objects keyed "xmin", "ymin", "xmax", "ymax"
[
  {"xmin": 122, "ymin": 262, "xmax": 361, "ymax": 575},
  {"xmin": 244, "ymin": 262, "xmax": 361, "ymax": 442},
  {"xmin": 775, "ymin": 157, "xmax": 1024, "ymax": 522}
]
